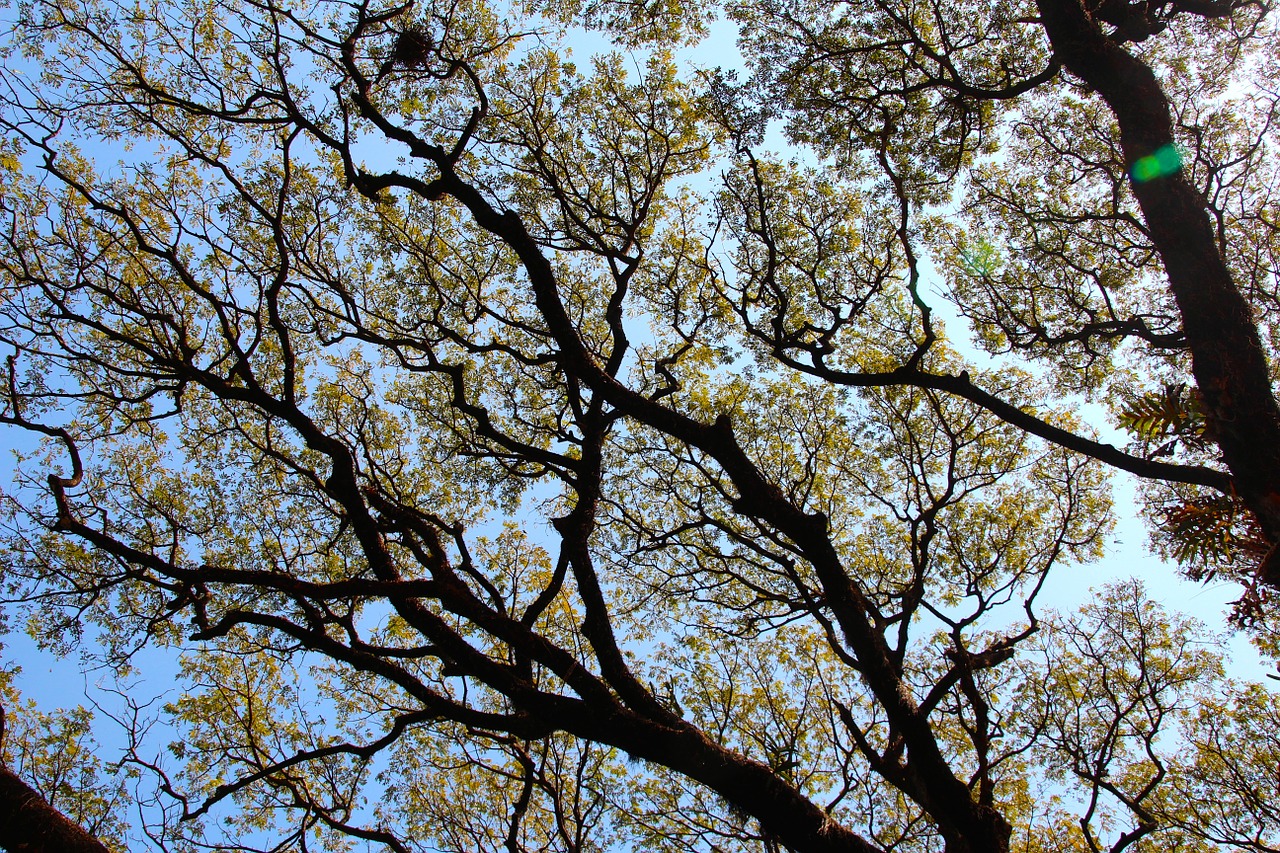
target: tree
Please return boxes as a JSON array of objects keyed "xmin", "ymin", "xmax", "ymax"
[
  {"xmin": 732, "ymin": 0, "xmax": 1280, "ymax": 599},
  {"xmin": 0, "ymin": 0, "xmax": 1276, "ymax": 851}
]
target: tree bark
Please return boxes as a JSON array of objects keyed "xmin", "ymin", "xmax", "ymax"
[
  {"xmin": 1037, "ymin": 0, "xmax": 1280, "ymax": 585},
  {"xmin": 0, "ymin": 766, "xmax": 111, "ymax": 853}
]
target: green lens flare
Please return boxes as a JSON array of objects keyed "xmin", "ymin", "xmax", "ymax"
[{"xmin": 1132, "ymin": 143, "xmax": 1183, "ymax": 183}]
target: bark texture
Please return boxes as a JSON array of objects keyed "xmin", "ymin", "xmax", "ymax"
[{"xmin": 0, "ymin": 766, "xmax": 111, "ymax": 853}]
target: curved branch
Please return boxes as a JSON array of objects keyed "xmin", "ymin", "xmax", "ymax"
[{"xmin": 778, "ymin": 357, "xmax": 1232, "ymax": 492}]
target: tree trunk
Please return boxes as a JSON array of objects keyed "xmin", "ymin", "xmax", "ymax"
[
  {"xmin": 1036, "ymin": 0, "xmax": 1280, "ymax": 585},
  {"xmin": 0, "ymin": 766, "xmax": 111, "ymax": 853}
]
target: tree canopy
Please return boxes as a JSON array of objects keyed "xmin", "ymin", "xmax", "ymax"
[{"xmin": 0, "ymin": 0, "xmax": 1279, "ymax": 851}]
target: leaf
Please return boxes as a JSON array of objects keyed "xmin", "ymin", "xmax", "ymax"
[
  {"xmin": 1117, "ymin": 384, "xmax": 1207, "ymax": 452},
  {"xmin": 1160, "ymin": 494, "xmax": 1267, "ymax": 576}
]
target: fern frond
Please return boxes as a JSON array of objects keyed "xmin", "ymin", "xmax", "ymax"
[
  {"xmin": 1117, "ymin": 383, "xmax": 1207, "ymax": 452},
  {"xmin": 1161, "ymin": 494, "xmax": 1268, "ymax": 579}
]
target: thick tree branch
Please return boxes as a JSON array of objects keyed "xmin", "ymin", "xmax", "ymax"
[{"xmin": 0, "ymin": 765, "xmax": 111, "ymax": 853}]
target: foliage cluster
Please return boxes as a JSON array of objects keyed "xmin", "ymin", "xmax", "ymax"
[{"xmin": 0, "ymin": 0, "xmax": 1278, "ymax": 851}]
